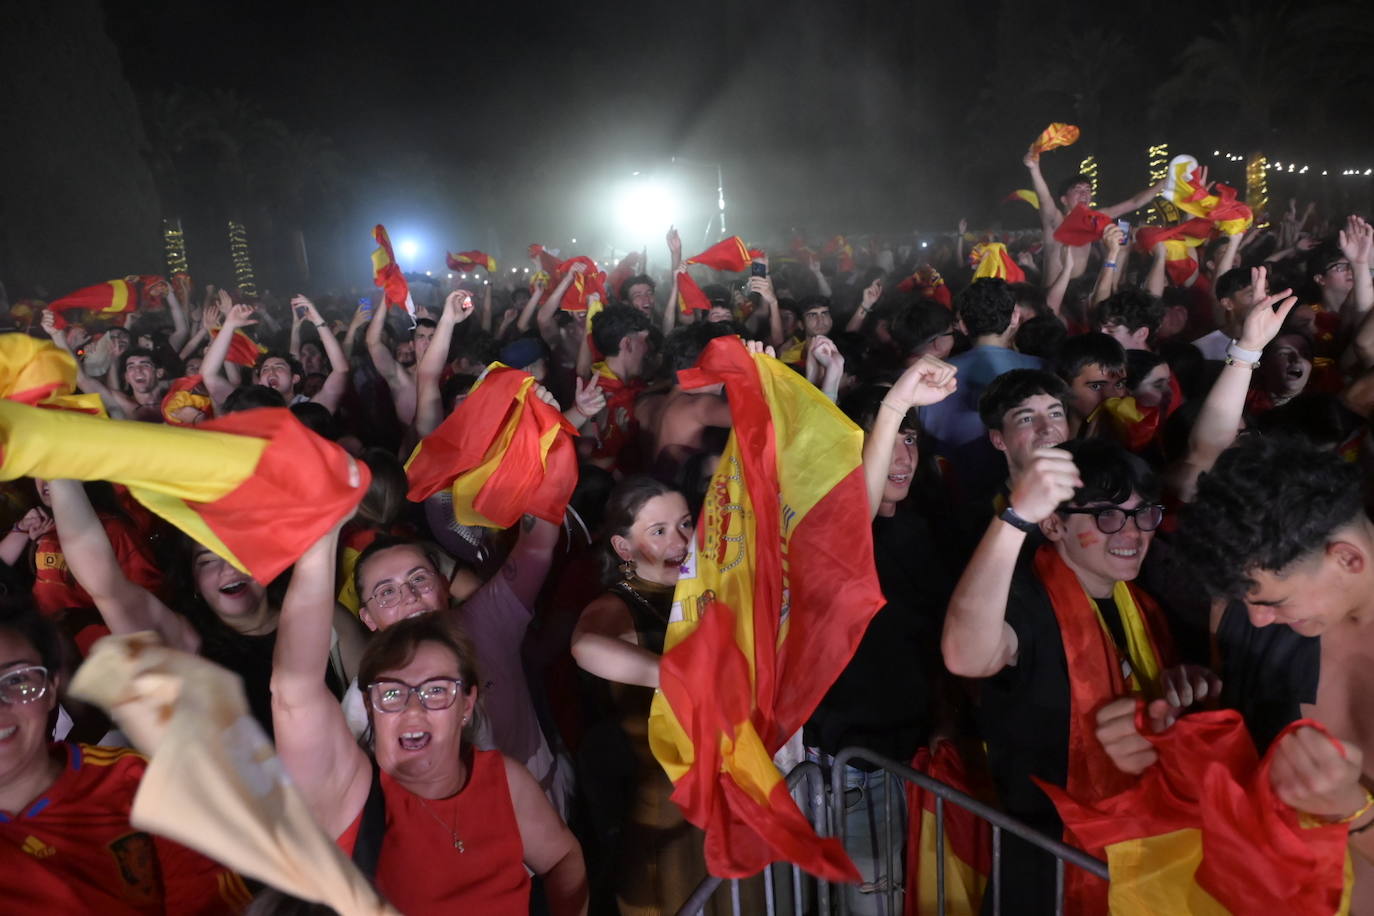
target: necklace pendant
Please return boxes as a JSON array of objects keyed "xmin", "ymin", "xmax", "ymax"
[{"xmin": 455, "ymin": 838, "xmax": 465, "ymax": 853}]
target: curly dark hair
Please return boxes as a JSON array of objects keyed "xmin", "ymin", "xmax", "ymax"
[
  {"xmin": 1177, "ymin": 434, "xmax": 1364, "ymax": 598},
  {"xmin": 954, "ymin": 278, "xmax": 1016, "ymax": 338},
  {"xmin": 1095, "ymin": 289, "xmax": 1165, "ymax": 344},
  {"xmin": 978, "ymin": 369, "xmax": 1068, "ymax": 431}
]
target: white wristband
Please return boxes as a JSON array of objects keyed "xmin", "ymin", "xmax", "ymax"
[{"xmin": 1227, "ymin": 341, "xmax": 1263, "ymax": 362}]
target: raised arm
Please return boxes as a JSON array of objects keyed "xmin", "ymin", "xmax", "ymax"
[
  {"xmin": 1, "ymin": 507, "xmax": 52, "ymax": 568},
  {"xmin": 516, "ymin": 280, "xmax": 546, "ymax": 334},
  {"xmin": 536, "ymin": 267, "xmax": 578, "ymax": 344},
  {"xmin": 415, "ymin": 290, "xmax": 474, "ymax": 438},
  {"xmin": 1175, "ymin": 277, "xmax": 1297, "ymax": 499},
  {"xmin": 166, "ymin": 286, "xmax": 191, "ymax": 351},
  {"xmin": 1213, "ymin": 231, "xmax": 1244, "ymax": 281},
  {"xmin": 808, "ymin": 255, "xmax": 832, "ymax": 297},
  {"xmin": 1024, "ymin": 152, "xmax": 1063, "ymax": 229},
  {"xmin": 1044, "ymin": 245, "xmax": 1075, "ymax": 318},
  {"xmin": 500, "ymin": 514, "xmax": 561, "ymax": 609},
  {"xmin": 662, "ymin": 227, "xmax": 683, "ymax": 335},
  {"xmin": 1101, "ymin": 178, "xmax": 1165, "ymax": 219},
  {"xmin": 847, "ymin": 278, "xmax": 882, "ymax": 333},
  {"xmin": 293, "ymin": 295, "xmax": 350, "ymax": 413},
  {"xmin": 341, "ymin": 300, "xmax": 369, "ymax": 357},
  {"xmin": 1144, "ymin": 242, "xmax": 1169, "ymax": 299},
  {"xmin": 862, "ymin": 356, "xmax": 957, "ymax": 518},
  {"xmin": 745, "ymin": 274, "xmax": 786, "ymax": 349},
  {"xmin": 46, "ymin": 479, "xmax": 200, "ymax": 652},
  {"xmin": 41, "ymin": 311, "xmax": 135, "ymax": 417},
  {"xmin": 1091, "ymin": 224, "xmax": 1124, "ymax": 307},
  {"xmin": 562, "ymin": 376, "xmax": 606, "ymax": 433},
  {"xmin": 1339, "ymin": 215, "xmax": 1374, "ymax": 340},
  {"xmin": 365, "ymin": 294, "xmax": 402, "ymax": 384},
  {"xmin": 805, "ymin": 335, "xmax": 846, "ymax": 403},
  {"xmin": 941, "ymin": 449, "xmax": 1080, "ymax": 677},
  {"xmin": 478, "ymin": 278, "xmax": 494, "ymax": 334},
  {"xmin": 288, "ymin": 303, "xmax": 305, "ymax": 362},
  {"xmin": 199, "ymin": 301, "xmax": 256, "ymax": 409},
  {"xmin": 270, "ymin": 524, "xmax": 372, "ymax": 840}
]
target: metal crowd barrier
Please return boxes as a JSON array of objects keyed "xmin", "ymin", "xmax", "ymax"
[{"xmin": 676, "ymin": 748, "xmax": 1108, "ymax": 916}]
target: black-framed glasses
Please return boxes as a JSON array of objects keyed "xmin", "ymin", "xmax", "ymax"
[
  {"xmin": 364, "ymin": 571, "xmax": 439, "ymax": 609},
  {"xmin": 1058, "ymin": 504, "xmax": 1165, "ymax": 534},
  {"xmin": 367, "ymin": 677, "xmax": 464, "ymax": 714},
  {"xmin": 0, "ymin": 665, "xmax": 49, "ymax": 705}
]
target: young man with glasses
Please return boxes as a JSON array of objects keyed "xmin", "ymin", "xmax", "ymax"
[
  {"xmin": 346, "ymin": 517, "xmax": 571, "ymax": 815},
  {"xmin": 941, "ymin": 438, "xmax": 1218, "ymax": 913},
  {"xmin": 0, "ymin": 603, "xmax": 247, "ymax": 911}
]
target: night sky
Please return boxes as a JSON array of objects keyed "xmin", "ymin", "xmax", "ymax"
[{"xmin": 96, "ymin": 0, "xmax": 1374, "ymax": 288}]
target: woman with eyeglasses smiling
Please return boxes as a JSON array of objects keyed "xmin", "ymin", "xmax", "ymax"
[
  {"xmin": 272, "ymin": 526, "xmax": 587, "ymax": 915},
  {"xmin": 0, "ymin": 601, "xmax": 248, "ymax": 911}
]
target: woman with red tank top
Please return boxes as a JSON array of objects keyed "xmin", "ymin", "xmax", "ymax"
[{"xmin": 272, "ymin": 527, "xmax": 587, "ymax": 915}]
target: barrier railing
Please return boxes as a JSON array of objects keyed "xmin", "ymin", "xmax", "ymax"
[
  {"xmin": 831, "ymin": 747, "xmax": 1108, "ymax": 916},
  {"xmin": 675, "ymin": 748, "xmax": 1108, "ymax": 916}
]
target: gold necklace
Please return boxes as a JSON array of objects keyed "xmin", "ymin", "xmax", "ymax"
[
  {"xmin": 416, "ymin": 795, "xmax": 465, "ymax": 853},
  {"xmin": 414, "ymin": 762, "xmax": 467, "ymax": 853}
]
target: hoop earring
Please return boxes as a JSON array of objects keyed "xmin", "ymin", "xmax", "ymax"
[{"xmin": 619, "ymin": 559, "xmax": 636, "ymax": 580}]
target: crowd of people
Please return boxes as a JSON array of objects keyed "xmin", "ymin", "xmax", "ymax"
[{"xmin": 3, "ymin": 145, "xmax": 1374, "ymax": 916}]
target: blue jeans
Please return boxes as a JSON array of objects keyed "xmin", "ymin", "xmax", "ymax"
[{"xmin": 810, "ymin": 751, "xmax": 908, "ymax": 916}]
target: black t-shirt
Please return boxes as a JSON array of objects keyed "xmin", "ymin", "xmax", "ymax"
[
  {"xmin": 804, "ymin": 508, "xmax": 956, "ymax": 764},
  {"xmin": 1216, "ymin": 598, "xmax": 1321, "ymax": 752},
  {"xmin": 975, "ymin": 554, "xmax": 1131, "ymax": 829}
]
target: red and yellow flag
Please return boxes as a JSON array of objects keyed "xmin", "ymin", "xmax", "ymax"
[
  {"xmin": 1053, "ymin": 204, "xmax": 1113, "ymax": 247},
  {"xmin": 371, "ymin": 224, "xmax": 410, "ymax": 311},
  {"xmin": 905, "ymin": 742, "xmax": 994, "ymax": 916},
  {"xmin": 647, "ymin": 336, "xmax": 883, "ymax": 882},
  {"xmin": 896, "ymin": 266, "xmax": 954, "ymax": 308},
  {"xmin": 969, "ymin": 242, "xmax": 1026, "ymax": 284},
  {"xmin": 0, "ymin": 335, "xmax": 105, "ymax": 415},
  {"xmin": 405, "ymin": 364, "xmax": 579, "ymax": 529},
  {"xmin": 1042, "ymin": 712, "xmax": 1351, "ymax": 915},
  {"xmin": 46, "ymin": 279, "xmax": 137, "ymax": 328},
  {"xmin": 1027, "ymin": 122, "xmax": 1081, "ymax": 160},
  {"xmin": 446, "ymin": 250, "xmax": 497, "ymax": 273},
  {"xmin": 1004, "ymin": 189, "xmax": 1041, "ymax": 209},
  {"xmin": 161, "ymin": 375, "xmax": 213, "ymax": 426},
  {"xmin": 0, "ymin": 402, "xmax": 367, "ymax": 583},
  {"xmin": 556, "ymin": 257, "xmax": 607, "ymax": 313},
  {"xmin": 676, "ymin": 236, "xmax": 761, "ymax": 313},
  {"xmin": 211, "ymin": 328, "xmax": 267, "ymax": 367}
]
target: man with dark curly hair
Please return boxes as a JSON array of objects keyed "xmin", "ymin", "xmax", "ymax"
[{"xmin": 1170, "ymin": 435, "xmax": 1374, "ymax": 882}]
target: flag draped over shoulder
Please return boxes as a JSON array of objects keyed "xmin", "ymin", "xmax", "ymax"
[
  {"xmin": 677, "ymin": 236, "xmax": 760, "ymax": 313},
  {"xmin": 446, "ymin": 250, "xmax": 497, "ymax": 273},
  {"xmin": 647, "ymin": 336, "xmax": 883, "ymax": 882},
  {"xmin": 371, "ymin": 224, "xmax": 410, "ymax": 310},
  {"xmin": 969, "ymin": 242, "xmax": 1025, "ymax": 284},
  {"xmin": 1028, "ymin": 122, "xmax": 1081, "ymax": 160},
  {"xmin": 0, "ymin": 402, "xmax": 368, "ymax": 583},
  {"xmin": 405, "ymin": 364, "xmax": 578, "ymax": 529},
  {"xmin": 46, "ymin": 278, "xmax": 138, "ymax": 328},
  {"xmin": 1040, "ymin": 712, "xmax": 1352, "ymax": 915}
]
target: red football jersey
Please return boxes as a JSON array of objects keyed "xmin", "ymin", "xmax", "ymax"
[{"xmin": 0, "ymin": 743, "xmax": 250, "ymax": 914}]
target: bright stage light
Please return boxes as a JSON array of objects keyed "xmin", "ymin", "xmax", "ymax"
[
  {"xmin": 397, "ymin": 238, "xmax": 420, "ymax": 261},
  {"xmin": 614, "ymin": 176, "xmax": 679, "ymax": 248}
]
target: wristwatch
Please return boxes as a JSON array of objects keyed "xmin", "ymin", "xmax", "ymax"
[{"xmin": 999, "ymin": 505, "xmax": 1040, "ymax": 534}]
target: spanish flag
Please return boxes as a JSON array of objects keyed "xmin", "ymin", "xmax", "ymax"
[
  {"xmin": 161, "ymin": 375, "xmax": 214, "ymax": 426},
  {"xmin": 212, "ymin": 328, "xmax": 266, "ymax": 367},
  {"xmin": 46, "ymin": 278, "xmax": 137, "ymax": 329},
  {"xmin": 556, "ymin": 256, "xmax": 607, "ymax": 313},
  {"xmin": 0, "ymin": 402, "xmax": 368, "ymax": 583},
  {"xmin": 647, "ymin": 336, "xmax": 883, "ymax": 882},
  {"xmin": 371, "ymin": 224, "xmax": 410, "ymax": 311},
  {"xmin": 1028, "ymin": 122, "xmax": 1081, "ymax": 160},
  {"xmin": 1136, "ymin": 222, "xmax": 1210, "ymax": 288},
  {"xmin": 405, "ymin": 364, "xmax": 578, "ymax": 529},
  {"xmin": 446, "ymin": 250, "xmax": 497, "ymax": 273},
  {"xmin": 1004, "ymin": 189, "xmax": 1040, "ymax": 209},
  {"xmin": 1053, "ymin": 204, "xmax": 1112, "ymax": 247},
  {"xmin": 905, "ymin": 742, "xmax": 994, "ymax": 916},
  {"xmin": 0, "ymin": 334, "xmax": 105, "ymax": 415},
  {"xmin": 1163, "ymin": 155, "xmax": 1254, "ymax": 236},
  {"xmin": 896, "ymin": 265, "xmax": 954, "ymax": 308},
  {"xmin": 969, "ymin": 242, "xmax": 1025, "ymax": 284},
  {"xmin": 677, "ymin": 236, "xmax": 760, "ymax": 314},
  {"xmin": 1041, "ymin": 712, "xmax": 1351, "ymax": 915}
]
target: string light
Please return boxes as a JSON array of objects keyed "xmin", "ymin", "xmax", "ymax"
[
  {"xmin": 1079, "ymin": 155, "xmax": 1099, "ymax": 202},
  {"xmin": 1146, "ymin": 144, "xmax": 1169, "ymax": 225},
  {"xmin": 227, "ymin": 220, "xmax": 257, "ymax": 298},
  {"xmin": 163, "ymin": 219, "xmax": 189, "ymax": 275},
  {"xmin": 1245, "ymin": 154, "xmax": 1270, "ymax": 229}
]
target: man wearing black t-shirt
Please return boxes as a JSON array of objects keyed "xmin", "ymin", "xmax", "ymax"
[{"xmin": 941, "ymin": 438, "xmax": 1217, "ymax": 913}]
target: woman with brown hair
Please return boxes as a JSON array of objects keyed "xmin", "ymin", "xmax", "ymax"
[
  {"xmin": 571, "ymin": 475, "xmax": 707, "ymax": 915},
  {"xmin": 271, "ymin": 527, "xmax": 586, "ymax": 915}
]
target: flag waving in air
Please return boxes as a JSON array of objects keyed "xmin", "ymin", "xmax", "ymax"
[
  {"xmin": 676, "ymin": 236, "xmax": 761, "ymax": 313},
  {"xmin": 648, "ymin": 336, "xmax": 883, "ymax": 882},
  {"xmin": 1028, "ymin": 122, "xmax": 1081, "ymax": 160},
  {"xmin": 46, "ymin": 278, "xmax": 138, "ymax": 329},
  {"xmin": 371, "ymin": 225, "xmax": 410, "ymax": 311},
  {"xmin": 969, "ymin": 242, "xmax": 1026, "ymax": 284},
  {"xmin": 446, "ymin": 250, "xmax": 497, "ymax": 273}
]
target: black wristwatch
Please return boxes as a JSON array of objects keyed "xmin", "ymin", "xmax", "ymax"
[{"xmin": 999, "ymin": 505, "xmax": 1039, "ymax": 534}]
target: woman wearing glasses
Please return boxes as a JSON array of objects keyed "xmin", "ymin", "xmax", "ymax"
[
  {"xmin": 272, "ymin": 527, "xmax": 587, "ymax": 915},
  {"xmin": 0, "ymin": 602, "xmax": 248, "ymax": 911}
]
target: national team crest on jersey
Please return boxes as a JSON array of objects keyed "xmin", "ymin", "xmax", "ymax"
[{"xmin": 108, "ymin": 831, "xmax": 162, "ymax": 905}]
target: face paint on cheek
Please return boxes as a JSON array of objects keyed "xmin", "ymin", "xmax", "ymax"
[{"xmin": 1077, "ymin": 531, "xmax": 1101, "ymax": 549}]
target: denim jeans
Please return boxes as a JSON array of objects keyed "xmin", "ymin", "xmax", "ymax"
[{"xmin": 810, "ymin": 750, "xmax": 908, "ymax": 916}]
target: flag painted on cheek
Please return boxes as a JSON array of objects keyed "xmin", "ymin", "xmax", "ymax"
[{"xmin": 647, "ymin": 336, "xmax": 882, "ymax": 882}]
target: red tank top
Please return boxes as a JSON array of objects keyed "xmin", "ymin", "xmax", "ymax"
[{"xmin": 337, "ymin": 748, "xmax": 530, "ymax": 915}]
